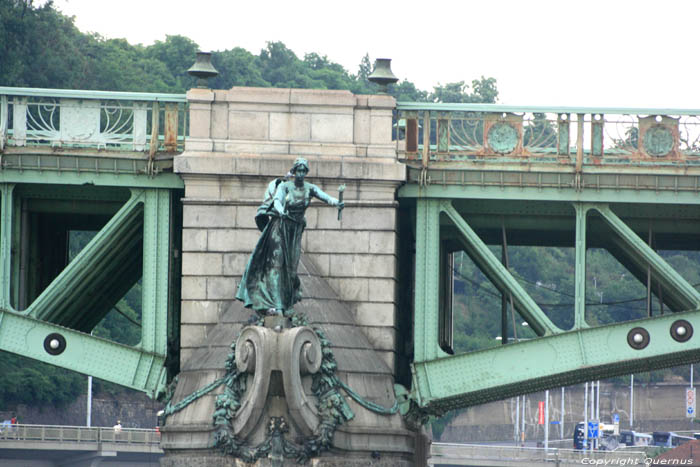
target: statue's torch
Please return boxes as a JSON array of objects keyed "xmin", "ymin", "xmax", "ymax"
[{"xmin": 337, "ymin": 184, "xmax": 345, "ymax": 221}]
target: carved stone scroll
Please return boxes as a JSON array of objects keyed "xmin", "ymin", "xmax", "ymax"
[{"xmin": 231, "ymin": 325, "xmax": 322, "ymax": 439}]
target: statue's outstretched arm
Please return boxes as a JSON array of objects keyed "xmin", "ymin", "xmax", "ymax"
[{"xmin": 310, "ymin": 184, "xmax": 341, "ymax": 207}]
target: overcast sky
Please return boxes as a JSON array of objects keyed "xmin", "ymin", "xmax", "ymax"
[{"xmin": 50, "ymin": 0, "xmax": 700, "ymax": 109}]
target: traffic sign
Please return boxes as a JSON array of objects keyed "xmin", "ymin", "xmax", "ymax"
[
  {"xmin": 588, "ymin": 421, "xmax": 599, "ymax": 438},
  {"xmin": 687, "ymin": 388, "xmax": 696, "ymax": 418},
  {"xmin": 613, "ymin": 414, "xmax": 620, "ymax": 424}
]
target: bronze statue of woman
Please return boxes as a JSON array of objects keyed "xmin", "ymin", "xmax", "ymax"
[{"xmin": 236, "ymin": 158, "xmax": 343, "ymax": 316}]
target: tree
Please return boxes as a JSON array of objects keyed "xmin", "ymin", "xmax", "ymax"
[
  {"xmin": 390, "ymin": 80, "xmax": 429, "ymax": 102},
  {"xmin": 210, "ymin": 47, "xmax": 268, "ymax": 89},
  {"xmin": 430, "ymin": 77, "xmax": 499, "ymax": 104},
  {"xmin": 145, "ymin": 35, "xmax": 199, "ymax": 91},
  {"xmin": 351, "ymin": 53, "xmax": 377, "ymax": 94},
  {"xmin": 258, "ymin": 41, "xmax": 307, "ymax": 88},
  {"xmin": 0, "ymin": 0, "xmax": 88, "ymax": 88}
]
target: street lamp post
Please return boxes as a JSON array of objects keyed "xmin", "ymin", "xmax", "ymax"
[
  {"xmin": 87, "ymin": 374, "xmax": 92, "ymax": 427},
  {"xmin": 544, "ymin": 390, "xmax": 549, "ymax": 450},
  {"xmin": 630, "ymin": 375, "xmax": 634, "ymax": 429},
  {"xmin": 515, "ymin": 396, "xmax": 520, "ymax": 444},
  {"xmin": 561, "ymin": 387, "xmax": 565, "ymax": 439}
]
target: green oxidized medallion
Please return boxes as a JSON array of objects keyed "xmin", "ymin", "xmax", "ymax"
[
  {"xmin": 643, "ymin": 125, "xmax": 673, "ymax": 157},
  {"xmin": 487, "ymin": 123, "xmax": 518, "ymax": 154}
]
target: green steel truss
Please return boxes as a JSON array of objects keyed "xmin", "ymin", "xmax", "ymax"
[
  {"xmin": 411, "ymin": 310, "xmax": 700, "ymax": 413},
  {"xmin": 0, "ymin": 171, "xmax": 181, "ymax": 397},
  {"xmin": 402, "ymin": 184, "xmax": 700, "ymax": 415},
  {"xmin": 0, "ymin": 86, "xmax": 183, "ymax": 399}
]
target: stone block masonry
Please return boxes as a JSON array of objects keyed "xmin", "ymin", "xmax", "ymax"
[
  {"xmin": 165, "ymin": 86, "xmax": 422, "ymax": 466},
  {"xmin": 176, "ymin": 86, "xmax": 405, "ymax": 372}
]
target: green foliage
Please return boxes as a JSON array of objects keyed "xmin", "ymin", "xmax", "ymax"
[
  {"xmin": 430, "ymin": 77, "xmax": 499, "ymax": 104},
  {"xmin": 93, "ymin": 296, "xmax": 141, "ymax": 346},
  {"xmin": 210, "ymin": 48, "xmax": 268, "ymax": 89},
  {"xmin": 0, "ymin": 0, "xmax": 85, "ymax": 88},
  {"xmin": 145, "ymin": 35, "xmax": 199, "ymax": 90},
  {"xmin": 391, "ymin": 80, "xmax": 429, "ymax": 102},
  {"xmin": 0, "ymin": 351, "xmax": 84, "ymax": 407}
]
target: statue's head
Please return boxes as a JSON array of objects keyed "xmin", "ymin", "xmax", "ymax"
[
  {"xmin": 290, "ymin": 157, "xmax": 309, "ymax": 174},
  {"xmin": 291, "ymin": 158, "xmax": 309, "ymax": 182}
]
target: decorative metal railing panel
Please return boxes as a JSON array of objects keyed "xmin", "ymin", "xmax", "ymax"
[
  {"xmin": 397, "ymin": 103, "xmax": 700, "ymax": 165},
  {"xmin": 0, "ymin": 87, "xmax": 186, "ymax": 153}
]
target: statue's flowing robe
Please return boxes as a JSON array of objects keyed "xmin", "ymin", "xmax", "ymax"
[{"xmin": 236, "ymin": 181, "xmax": 336, "ymax": 313}]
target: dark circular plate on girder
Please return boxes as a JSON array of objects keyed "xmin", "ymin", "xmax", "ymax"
[
  {"xmin": 627, "ymin": 327, "xmax": 650, "ymax": 350},
  {"xmin": 670, "ymin": 319, "xmax": 693, "ymax": 343},
  {"xmin": 43, "ymin": 333, "xmax": 66, "ymax": 355}
]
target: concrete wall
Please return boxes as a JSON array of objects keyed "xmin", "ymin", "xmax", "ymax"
[{"xmin": 175, "ymin": 87, "xmax": 404, "ymax": 372}]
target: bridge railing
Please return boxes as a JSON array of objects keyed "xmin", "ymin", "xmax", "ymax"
[
  {"xmin": 0, "ymin": 87, "xmax": 187, "ymax": 153},
  {"xmin": 0, "ymin": 424, "xmax": 160, "ymax": 446},
  {"xmin": 396, "ymin": 103, "xmax": 700, "ymax": 165}
]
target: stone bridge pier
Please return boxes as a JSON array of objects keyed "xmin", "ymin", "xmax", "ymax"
[{"xmin": 160, "ymin": 87, "xmax": 425, "ymax": 466}]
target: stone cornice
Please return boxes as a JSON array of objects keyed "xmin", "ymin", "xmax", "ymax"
[
  {"xmin": 181, "ymin": 198, "xmax": 400, "ymax": 208},
  {"xmin": 175, "ymin": 153, "xmax": 406, "ymax": 182}
]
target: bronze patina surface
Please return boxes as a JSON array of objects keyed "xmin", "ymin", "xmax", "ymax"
[{"xmin": 235, "ymin": 158, "xmax": 343, "ymax": 317}]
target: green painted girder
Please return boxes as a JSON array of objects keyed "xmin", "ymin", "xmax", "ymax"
[
  {"xmin": 0, "ymin": 184, "xmax": 174, "ymax": 395},
  {"xmin": 0, "ymin": 309, "xmax": 166, "ymax": 397},
  {"xmin": 24, "ymin": 187, "xmax": 173, "ymax": 356},
  {"xmin": 401, "ymin": 161, "xmax": 700, "ymax": 204},
  {"xmin": 399, "ymin": 182, "xmax": 700, "ymax": 206},
  {"xmin": 440, "ymin": 201, "xmax": 560, "ymax": 337},
  {"xmin": 0, "ymin": 184, "xmax": 14, "ymax": 310},
  {"xmin": 24, "ymin": 199, "xmax": 126, "ymax": 215},
  {"xmin": 410, "ymin": 196, "xmax": 700, "ymax": 413},
  {"xmin": 27, "ymin": 190, "xmax": 145, "ymax": 329},
  {"xmin": 0, "ymin": 166, "xmax": 184, "ymax": 189},
  {"xmin": 450, "ymin": 215, "xmax": 700, "ymax": 244},
  {"xmin": 0, "ymin": 151, "xmax": 179, "ymax": 178},
  {"xmin": 410, "ymin": 310, "xmax": 700, "ymax": 413},
  {"xmin": 595, "ymin": 204, "xmax": 700, "ymax": 310},
  {"xmin": 141, "ymin": 188, "xmax": 172, "ymax": 355},
  {"xmin": 601, "ymin": 236, "xmax": 687, "ymax": 312},
  {"xmin": 413, "ymin": 199, "xmax": 559, "ymax": 364}
]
